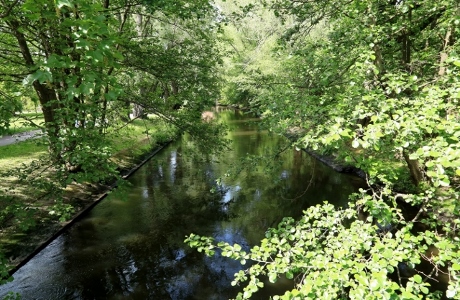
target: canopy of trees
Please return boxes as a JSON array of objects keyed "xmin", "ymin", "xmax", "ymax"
[
  {"xmin": 0, "ymin": 0, "xmax": 223, "ymax": 175},
  {"xmin": 2, "ymin": 0, "xmax": 460, "ymax": 298},
  {"xmin": 0, "ymin": 0, "xmax": 224, "ymax": 284},
  {"xmin": 188, "ymin": 0, "xmax": 460, "ymax": 299}
]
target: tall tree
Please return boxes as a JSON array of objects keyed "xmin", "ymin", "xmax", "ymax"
[
  {"xmin": 0, "ymin": 0, "xmax": 225, "ymax": 283},
  {"xmin": 0, "ymin": 0, "xmax": 223, "ymax": 181},
  {"xmin": 215, "ymin": 0, "xmax": 286, "ymax": 107}
]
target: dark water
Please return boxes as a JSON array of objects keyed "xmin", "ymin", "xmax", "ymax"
[{"xmin": 0, "ymin": 111, "xmax": 364, "ymax": 299}]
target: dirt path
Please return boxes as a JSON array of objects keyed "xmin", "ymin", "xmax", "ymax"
[{"xmin": 0, "ymin": 130, "xmax": 42, "ymax": 147}]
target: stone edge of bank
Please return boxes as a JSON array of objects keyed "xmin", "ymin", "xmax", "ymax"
[
  {"xmin": 303, "ymin": 148, "xmax": 367, "ymax": 179},
  {"xmin": 6, "ymin": 140, "xmax": 172, "ymax": 277}
]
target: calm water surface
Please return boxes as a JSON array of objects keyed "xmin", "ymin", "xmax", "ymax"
[{"xmin": 0, "ymin": 111, "xmax": 364, "ymax": 299}]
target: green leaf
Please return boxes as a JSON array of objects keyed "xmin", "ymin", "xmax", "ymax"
[
  {"xmin": 420, "ymin": 286, "xmax": 429, "ymax": 294},
  {"xmin": 401, "ymin": 291, "xmax": 416, "ymax": 298},
  {"xmin": 413, "ymin": 274, "xmax": 422, "ymax": 283},
  {"xmin": 234, "ymin": 244, "xmax": 242, "ymax": 252},
  {"xmin": 369, "ymin": 279, "xmax": 379, "ymax": 290},
  {"xmin": 55, "ymin": 0, "xmax": 73, "ymax": 9},
  {"xmin": 269, "ymin": 273, "xmax": 277, "ymax": 283}
]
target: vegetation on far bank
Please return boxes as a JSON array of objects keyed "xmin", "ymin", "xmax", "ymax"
[{"xmin": 0, "ymin": 113, "xmax": 43, "ymax": 137}]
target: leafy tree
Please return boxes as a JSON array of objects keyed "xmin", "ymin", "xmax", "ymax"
[
  {"xmin": 215, "ymin": 0, "xmax": 286, "ymax": 107},
  {"xmin": 0, "ymin": 0, "xmax": 225, "ymax": 282},
  {"xmin": 187, "ymin": 0, "xmax": 460, "ymax": 299},
  {"xmin": 0, "ymin": 0, "xmax": 223, "ymax": 176}
]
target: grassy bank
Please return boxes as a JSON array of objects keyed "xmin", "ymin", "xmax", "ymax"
[
  {"xmin": 0, "ymin": 112, "xmax": 44, "ymax": 137},
  {"xmin": 0, "ymin": 116, "xmax": 178, "ymax": 276}
]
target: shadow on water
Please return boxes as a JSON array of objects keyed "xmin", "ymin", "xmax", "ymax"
[{"xmin": 0, "ymin": 110, "xmax": 364, "ymax": 299}]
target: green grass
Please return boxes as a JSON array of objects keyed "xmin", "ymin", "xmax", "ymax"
[
  {"xmin": 108, "ymin": 117, "xmax": 176, "ymax": 154},
  {"xmin": 0, "ymin": 139, "xmax": 47, "ymax": 172},
  {"xmin": 3, "ymin": 112, "xmax": 44, "ymax": 136},
  {"xmin": 0, "ymin": 116, "xmax": 176, "ymax": 171}
]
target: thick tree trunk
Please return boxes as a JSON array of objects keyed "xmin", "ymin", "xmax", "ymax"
[
  {"xmin": 401, "ymin": 8, "xmax": 412, "ymax": 69},
  {"xmin": 132, "ymin": 103, "xmax": 145, "ymax": 119},
  {"xmin": 439, "ymin": 27, "xmax": 454, "ymax": 76}
]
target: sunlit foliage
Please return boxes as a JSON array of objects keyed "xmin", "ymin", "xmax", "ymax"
[{"xmin": 187, "ymin": 0, "xmax": 460, "ymax": 298}]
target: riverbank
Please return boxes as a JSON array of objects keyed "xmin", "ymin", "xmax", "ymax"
[
  {"xmin": 302, "ymin": 148, "xmax": 367, "ymax": 179},
  {"xmin": 0, "ymin": 119, "xmax": 178, "ymax": 277},
  {"xmin": 284, "ymin": 129, "xmax": 367, "ymax": 180}
]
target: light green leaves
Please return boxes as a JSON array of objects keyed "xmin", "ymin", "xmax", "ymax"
[
  {"xmin": 186, "ymin": 201, "xmax": 460, "ymax": 299},
  {"xmin": 413, "ymin": 274, "xmax": 422, "ymax": 284},
  {"xmin": 22, "ymin": 70, "xmax": 53, "ymax": 86},
  {"xmin": 55, "ymin": 0, "xmax": 73, "ymax": 9}
]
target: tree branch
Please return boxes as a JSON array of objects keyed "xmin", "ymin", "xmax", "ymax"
[{"xmin": 0, "ymin": 0, "xmax": 20, "ymax": 19}]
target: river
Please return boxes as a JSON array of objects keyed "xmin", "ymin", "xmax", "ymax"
[{"xmin": 0, "ymin": 110, "xmax": 364, "ymax": 299}]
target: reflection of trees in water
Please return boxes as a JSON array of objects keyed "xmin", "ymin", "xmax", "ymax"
[
  {"xmin": 216, "ymin": 112, "xmax": 363, "ymax": 246},
  {"xmin": 55, "ymin": 140, "xmax": 237, "ymax": 298},
  {"xmin": 10, "ymin": 111, "xmax": 363, "ymax": 299},
  {"xmin": 61, "ymin": 211, "xmax": 239, "ymax": 298},
  {"xmin": 67, "ymin": 231, "xmax": 242, "ymax": 299}
]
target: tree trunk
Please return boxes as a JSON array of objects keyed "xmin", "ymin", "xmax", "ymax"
[
  {"xmin": 401, "ymin": 8, "xmax": 412, "ymax": 69},
  {"xmin": 403, "ymin": 150, "xmax": 425, "ymax": 186},
  {"xmin": 132, "ymin": 102, "xmax": 145, "ymax": 119},
  {"xmin": 438, "ymin": 27, "xmax": 453, "ymax": 76},
  {"xmin": 132, "ymin": 13, "xmax": 146, "ymax": 119},
  {"xmin": 8, "ymin": 20, "xmax": 62, "ymax": 161}
]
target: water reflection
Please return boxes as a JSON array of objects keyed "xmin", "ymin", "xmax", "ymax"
[{"xmin": 0, "ymin": 110, "xmax": 364, "ymax": 299}]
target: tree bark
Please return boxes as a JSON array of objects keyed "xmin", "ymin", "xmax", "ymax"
[
  {"xmin": 132, "ymin": 13, "xmax": 145, "ymax": 119},
  {"xmin": 8, "ymin": 20, "xmax": 60, "ymax": 148},
  {"xmin": 438, "ymin": 27, "xmax": 453, "ymax": 76},
  {"xmin": 403, "ymin": 150, "xmax": 425, "ymax": 186}
]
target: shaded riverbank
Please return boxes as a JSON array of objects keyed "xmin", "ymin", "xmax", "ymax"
[{"xmin": 1, "ymin": 134, "xmax": 174, "ymax": 277}]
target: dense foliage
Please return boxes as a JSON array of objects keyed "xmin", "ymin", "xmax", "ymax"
[
  {"xmin": 0, "ymin": 0, "xmax": 223, "ymax": 175},
  {"xmin": 2, "ymin": 0, "xmax": 460, "ymax": 298},
  {"xmin": 0, "ymin": 0, "xmax": 224, "ymax": 283},
  {"xmin": 187, "ymin": 0, "xmax": 460, "ymax": 299},
  {"xmin": 215, "ymin": 0, "xmax": 285, "ymax": 107}
]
